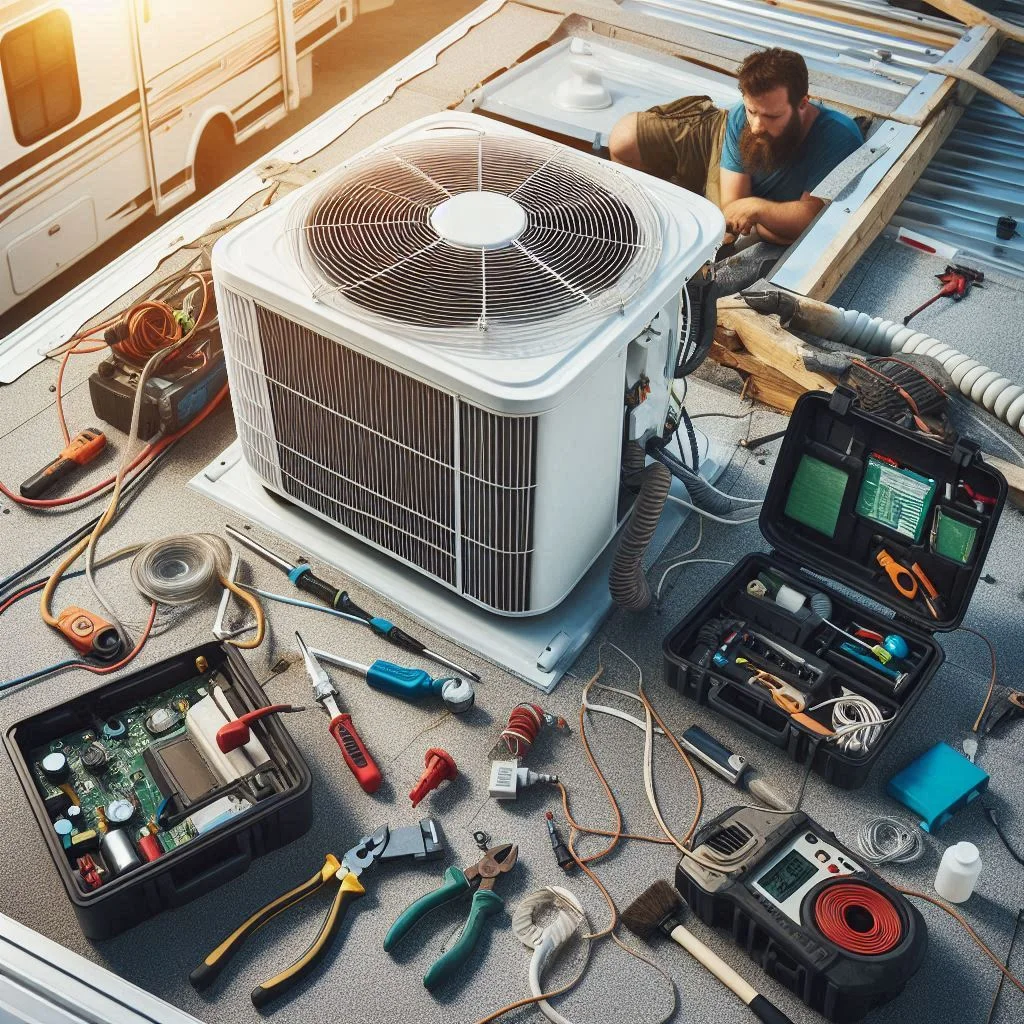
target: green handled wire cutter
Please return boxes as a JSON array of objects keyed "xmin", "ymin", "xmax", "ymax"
[
  {"xmin": 383, "ymin": 843, "xmax": 519, "ymax": 990},
  {"xmin": 190, "ymin": 820, "xmax": 444, "ymax": 1008}
]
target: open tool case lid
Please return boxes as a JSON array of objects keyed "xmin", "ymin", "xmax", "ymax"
[{"xmin": 758, "ymin": 389, "xmax": 1007, "ymax": 631}]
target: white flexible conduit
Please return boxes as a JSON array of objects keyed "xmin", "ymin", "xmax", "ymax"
[
  {"xmin": 512, "ymin": 887, "xmax": 588, "ymax": 1024},
  {"xmin": 820, "ymin": 308, "xmax": 1024, "ymax": 433}
]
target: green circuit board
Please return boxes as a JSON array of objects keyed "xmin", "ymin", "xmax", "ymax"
[{"xmin": 30, "ymin": 675, "xmax": 216, "ymax": 855}]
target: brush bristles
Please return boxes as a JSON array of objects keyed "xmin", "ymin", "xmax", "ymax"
[{"xmin": 622, "ymin": 880, "xmax": 683, "ymax": 939}]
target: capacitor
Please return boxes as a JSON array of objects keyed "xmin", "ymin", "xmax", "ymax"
[
  {"xmin": 105, "ymin": 799, "xmax": 135, "ymax": 825},
  {"xmin": 41, "ymin": 751, "xmax": 69, "ymax": 781},
  {"xmin": 81, "ymin": 742, "xmax": 109, "ymax": 773},
  {"xmin": 100, "ymin": 829, "xmax": 141, "ymax": 877},
  {"xmin": 138, "ymin": 830, "xmax": 163, "ymax": 863},
  {"xmin": 66, "ymin": 804, "xmax": 83, "ymax": 825},
  {"xmin": 144, "ymin": 707, "xmax": 181, "ymax": 736},
  {"xmin": 53, "ymin": 818, "xmax": 73, "ymax": 839},
  {"xmin": 102, "ymin": 718, "xmax": 126, "ymax": 740}
]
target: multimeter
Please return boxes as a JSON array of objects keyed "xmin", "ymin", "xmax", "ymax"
[{"xmin": 676, "ymin": 806, "xmax": 927, "ymax": 1023}]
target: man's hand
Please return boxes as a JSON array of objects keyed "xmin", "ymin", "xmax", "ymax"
[{"xmin": 723, "ymin": 197, "xmax": 765, "ymax": 236}]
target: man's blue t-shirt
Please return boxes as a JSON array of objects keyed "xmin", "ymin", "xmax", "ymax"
[{"xmin": 720, "ymin": 102, "xmax": 862, "ymax": 201}]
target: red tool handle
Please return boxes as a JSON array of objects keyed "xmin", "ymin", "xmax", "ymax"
[{"xmin": 329, "ymin": 713, "xmax": 382, "ymax": 793}]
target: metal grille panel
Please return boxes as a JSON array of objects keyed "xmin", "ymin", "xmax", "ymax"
[
  {"xmin": 286, "ymin": 128, "xmax": 662, "ymax": 354},
  {"xmin": 459, "ymin": 405, "xmax": 537, "ymax": 613},
  {"xmin": 226, "ymin": 300, "xmax": 539, "ymax": 611}
]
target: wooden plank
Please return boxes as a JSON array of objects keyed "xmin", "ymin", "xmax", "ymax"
[
  {"xmin": 717, "ymin": 307, "xmax": 836, "ymax": 393},
  {"xmin": 797, "ymin": 26, "xmax": 1000, "ymax": 300},
  {"xmin": 923, "ymin": 0, "xmax": 1024, "ymax": 44},
  {"xmin": 987, "ymin": 454, "xmax": 1024, "ymax": 508},
  {"xmin": 762, "ymin": 0, "xmax": 957, "ymax": 49},
  {"xmin": 709, "ymin": 340, "xmax": 808, "ymax": 413}
]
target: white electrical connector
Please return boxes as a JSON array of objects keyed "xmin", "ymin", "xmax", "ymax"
[{"xmin": 489, "ymin": 760, "xmax": 558, "ymax": 800}]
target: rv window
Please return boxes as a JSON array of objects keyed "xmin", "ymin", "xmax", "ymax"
[{"xmin": 1, "ymin": 9, "xmax": 81, "ymax": 147}]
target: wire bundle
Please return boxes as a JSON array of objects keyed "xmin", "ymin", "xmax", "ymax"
[
  {"xmin": 810, "ymin": 693, "xmax": 890, "ymax": 755},
  {"xmin": 814, "ymin": 884, "xmax": 903, "ymax": 956},
  {"xmin": 501, "ymin": 704, "xmax": 548, "ymax": 758},
  {"xmin": 131, "ymin": 534, "xmax": 231, "ymax": 604},
  {"xmin": 856, "ymin": 817, "xmax": 924, "ymax": 865}
]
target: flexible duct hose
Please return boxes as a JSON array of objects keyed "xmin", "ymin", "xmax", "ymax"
[
  {"xmin": 609, "ymin": 461, "xmax": 672, "ymax": 611},
  {"xmin": 788, "ymin": 300, "xmax": 1024, "ymax": 434}
]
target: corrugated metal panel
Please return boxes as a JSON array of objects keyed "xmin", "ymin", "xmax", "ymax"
[
  {"xmin": 620, "ymin": 0, "xmax": 961, "ymax": 94},
  {"xmin": 892, "ymin": 48, "xmax": 1024, "ymax": 275}
]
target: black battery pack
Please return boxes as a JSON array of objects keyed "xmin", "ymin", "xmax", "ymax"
[
  {"xmin": 88, "ymin": 348, "xmax": 226, "ymax": 440},
  {"xmin": 664, "ymin": 388, "xmax": 1006, "ymax": 788},
  {"xmin": 676, "ymin": 805, "xmax": 928, "ymax": 1023},
  {"xmin": 5, "ymin": 642, "xmax": 312, "ymax": 940}
]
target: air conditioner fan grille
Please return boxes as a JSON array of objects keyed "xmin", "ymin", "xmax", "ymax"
[{"xmin": 288, "ymin": 131, "xmax": 663, "ymax": 350}]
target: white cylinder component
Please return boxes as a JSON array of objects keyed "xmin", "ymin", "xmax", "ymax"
[
  {"xmin": 775, "ymin": 583, "xmax": 806, "ymax": 613},
  {"xmin": 934, "ymin": 841, "xmax": 982, "ymax": 903}
]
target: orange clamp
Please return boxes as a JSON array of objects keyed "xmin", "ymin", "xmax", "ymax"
[{"xmin": 876, "ymin": 549, "xmax": 918, "ymax": 600}]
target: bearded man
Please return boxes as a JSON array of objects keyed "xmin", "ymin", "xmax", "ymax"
[{"xmin": 609, "ymin": 48, "xmax": 863, "ymax": 248}]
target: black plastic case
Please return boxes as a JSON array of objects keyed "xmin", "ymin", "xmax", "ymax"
[
  {"xmin": 663, "ymin": 389, "xmax": 1006, "ymax": 788},
  {"xmin": 5, "ymin": 642, "xmax": 312, "ymax": 939}
]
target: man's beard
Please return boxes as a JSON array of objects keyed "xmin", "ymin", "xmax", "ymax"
[{"xmin": 739, "ymin": 109, "xmax": 803, "ymax": 176}]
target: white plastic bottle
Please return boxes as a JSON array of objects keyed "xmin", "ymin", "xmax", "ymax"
[{"xmin": 934, "ymin": 841, "xmax": 982, "ymax": 903}]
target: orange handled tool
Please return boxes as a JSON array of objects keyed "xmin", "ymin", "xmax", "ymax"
[
  {"xmin": 876, "ymin": 549, "xmax": 918, "ymax": 600},
  {"xmin": 296, "ymin": 631, "xmax": 382, "ymax": 793},
  {"xmin": 20, "ymin": 428, "xmax": 106, "ymax": 499}
]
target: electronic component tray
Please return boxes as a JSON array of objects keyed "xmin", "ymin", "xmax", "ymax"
[
  {"xmin": 664, "ymin": 389, "xmax": 1006, "ymax": 788},
  {"xmin": 5, "ymin": 642, "xmax": 312, "ymax": 939}
]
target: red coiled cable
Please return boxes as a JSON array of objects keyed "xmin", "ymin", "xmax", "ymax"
[
  {"xmin": 814, "ymin": 883, "xmax": 903, "ymax": 955},
  {"xmin": 502, "ymin": 703, "xmax": 545, "ymax": 757}
]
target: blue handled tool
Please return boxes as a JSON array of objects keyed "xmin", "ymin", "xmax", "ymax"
[
  {"xmin": 310, "ymin": 647, "xmax": 475, "ymax": 713},
  {"xmin": 225, "ymin": 524, "xmax": 480, "ymax": 682}
]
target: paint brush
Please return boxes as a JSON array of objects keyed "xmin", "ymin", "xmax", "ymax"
[{"xmin": 622, "ymin": 881, "xmax": 794, "ymax": 1024}]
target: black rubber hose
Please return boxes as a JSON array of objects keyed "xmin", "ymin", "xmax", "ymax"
[{"xmin": 609, "ymin": 461, "xmax": 673, "ymax": 611}]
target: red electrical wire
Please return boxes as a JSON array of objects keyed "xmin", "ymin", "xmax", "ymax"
[
  {"xmin": 814, "ymin": 883, "xmax": 903, "ymax": 955},
  {"xmin": 501, "ymin": 703, "xmax": 546, "ymax": 757},
  {"xmin": 0, "ymin": 383, "xmax": 228, "ymax": 510},
  {"xmin": 0, "ymin": 581, "xmax": 44, "ymax": 616}
]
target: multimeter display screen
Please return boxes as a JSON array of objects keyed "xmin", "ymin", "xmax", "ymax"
[{"xmin": 758, "ymin": 849, "xmax": 817, "ymax": 902}]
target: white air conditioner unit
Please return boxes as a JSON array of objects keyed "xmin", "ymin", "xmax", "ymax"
[{"xmin": 213, "ymin": 112, "xmax": 723, "ymax": 616}]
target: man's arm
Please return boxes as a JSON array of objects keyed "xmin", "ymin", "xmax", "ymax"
[
  {"xmin": 719, "ymin": 167, "xmax": 751, "ymax": 208},
  {"xmin": 723, "ymin": 191, "xmax": 824, "ymax": 245}
]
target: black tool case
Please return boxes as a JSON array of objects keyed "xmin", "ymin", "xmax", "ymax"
[
  {"xmin": 5, "ymin": 642, "xmax": 312, "ymax": 939},
  {"xmin": 663, "ymin": 389, "xmax": 1006, "ymax": 788}
]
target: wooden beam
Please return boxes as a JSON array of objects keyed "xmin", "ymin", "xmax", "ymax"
[
  {"xmin": 709, "ymin": 339, "xmax": 809, "ymax": 413},
  {"xmin": 987, "ymin": 454, "xmax": 1024, "ymax": 508},
  {"xmin": 922, "ymin": 0, "xmax": 1024, "ymax": 45},
  {"xmin": 794, "ymin": 25, "xmax": 1001, "ymax": 300},
  {"xmin": 762, "ymin": 0, "xmax": 958, "ymax": 49},
  {"xmin": 717, "ymin": 307, "xmax": 835, "ymax": 394}
]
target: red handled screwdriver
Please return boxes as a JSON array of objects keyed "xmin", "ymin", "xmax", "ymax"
[{"xmin": 296, "ymin": 632, "xmax": 382, "ymax": 793}]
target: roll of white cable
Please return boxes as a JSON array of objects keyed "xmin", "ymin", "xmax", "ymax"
[{"xmin": 512, "ymin": 887, "xmax": 587, "ymax": 1024}]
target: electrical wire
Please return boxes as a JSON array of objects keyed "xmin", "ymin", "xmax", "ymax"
[
  {"xmin": 986, "ymin": 909, "xmax": 1024, "ymax": 1024},
  {"xmin": 897, "ymin": 889, "xmax": 1024, "ymax": 997},
  {"xmin": 856, "ymin": 816, "xmax": 924, "ymax": 865},
  {"xmin": 808, "ymin": 693, "xmax": 891, "ymax": 755},
  {"xmin": 982, "ymin": 806, "xmax": 1024, "ymax": 868},
  {"xmin": 655, "ymin": 558, "xmax": 733, "ymax": 603},
  {"xmin": 0, "ymin": 602, "xmax": 157, "ymax": 695},
  {"xmin": 234, "ymin": 584, "xmax": 368, "ymax": 625},
  {"xmin": 965, "ymin": 626, "xmax": 1000, "ymax": 733},
  {"xmin": 664, "ymin": 493, "xmax": 761, "ymax": 526}
]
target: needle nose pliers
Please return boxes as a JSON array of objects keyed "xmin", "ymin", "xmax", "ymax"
[{"xmin": 383, "ymin": 843, "xmax": 519, "ymax": 990}]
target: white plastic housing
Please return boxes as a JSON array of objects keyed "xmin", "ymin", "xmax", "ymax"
[{"xmin": 213, "ymin": 112, "xmax": 723, "ymax": 615}]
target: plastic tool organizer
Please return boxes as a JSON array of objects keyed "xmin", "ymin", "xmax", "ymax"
[
  {"xmin": 663, "ymin": 389, "xmax": 1006, "ymax": 788},
  {"xmin": 5, "ymin": 642, "xmax": 312, "ymax": 939}
]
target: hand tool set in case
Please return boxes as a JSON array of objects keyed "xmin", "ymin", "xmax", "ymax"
[
  {"xmin": 4, "ymin": 642, "xmax": 312, "ymax": 939},
  {"xmin": 664, "ymin": 389, "xmax": 1006, "ymax": 787}
]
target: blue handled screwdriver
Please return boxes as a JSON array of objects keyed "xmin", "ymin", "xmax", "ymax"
[
  {"xmin": 225, "ymin": 525, "xmax": 480, "ymax": 682},
  {"xmin": 309, "ymin": 647, "xmax": 475, "ymax": 713}
]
